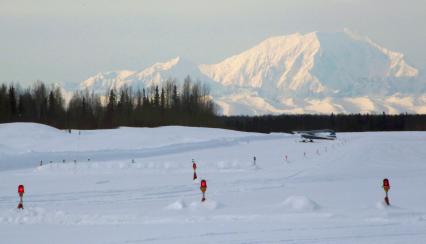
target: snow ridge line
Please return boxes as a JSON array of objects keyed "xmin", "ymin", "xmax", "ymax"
[{"xmin": 0, "ymin": 134, "xmax": 290, "ymax": 171}]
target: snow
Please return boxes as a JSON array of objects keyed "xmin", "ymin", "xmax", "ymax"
[
  {"xmin": 77, "ymin": 30, "xmax": 425, "ymax": 115},
  {"xmin": 0, "ymin": 122, "xmax": 263, "ymax": 170},
  {"xmin": 1, "ymin": 123, "xmax": 426, "ymax": 243},
  {"xmin": 80, "ymin": 70, "xmax": 135, "ymax": 91},
  {"xmin": 0, "ymin": 123, "xmax": 251, "ymax": 154},
  {"xmin": 200, "ymin": 32, "xmax": 325, "ymax": 92},
  {"xmin": 80, "ymin": 56, "xmax": 222, "ymax": 93},
  {"xmin": 201, "ymin": 30, "xmax": 423, "ymax": 115},
  {"xmin": 281, "ymin": 195, "xmax": 320, "ymax": 212},
  {"xmin": 165, "ymin": 200, "xmax": 186, "ymax": 210},
  {"xmin": 343, "ymin": 29, "xmax": 419, "ymax": 78}
]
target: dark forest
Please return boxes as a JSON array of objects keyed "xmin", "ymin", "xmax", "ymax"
[{"xmin": 1, "ymin": 78, "xmax": 425, "ymax": 133}]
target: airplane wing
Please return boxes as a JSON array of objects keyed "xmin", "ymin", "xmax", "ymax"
[{"xmin": 294, "ymin": 129, "xmax": 336, "ymax": 140}]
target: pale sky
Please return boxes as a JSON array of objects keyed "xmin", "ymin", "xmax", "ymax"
[{"xmin": 0, "ymin": 0, "xmax": 425, "ymax": 86}]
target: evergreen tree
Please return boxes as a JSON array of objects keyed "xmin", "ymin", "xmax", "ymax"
[
  {"xmin": 0, "ymin": 84, "xmax": 9, "ymax": 122},
  {"xmin": 105, "ymin": 89, "xmax": 117, "ymax": 127},
  {"xmin": 160, "ymin": 88, "xmax": 165, "ymax": 110},
  {"xmin": 8, "ymin": 85, "xmax": 17, "ymax": 120},
  {"xmin": 172, "ymin": 85, "xmax": 179, "ymax": 109},
  {"xmin": 154, "ymin": 86, "xmax": 160, "ymax": 108}
]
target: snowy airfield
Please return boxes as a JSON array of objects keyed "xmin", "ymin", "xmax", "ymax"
[{"xmin": 1, "ymin": 123, "xmax": 426, "ymax": 243}]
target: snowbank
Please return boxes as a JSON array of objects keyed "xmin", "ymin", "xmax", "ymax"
[
  {"xmin": 0, "ymin": 122, "xmax": 261, "ymax": 154},
  {"xmin": 166, "ymin": 199, "xmax": 223, "ymax": 211},
  {"xmin": 281, "ymin": 195, "xmax": 320, "ymax": 212},
  {"xmin": 166, "ymin": 200, "xmax": 187, "ymax": 210}
]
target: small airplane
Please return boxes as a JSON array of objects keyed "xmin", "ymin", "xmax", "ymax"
[{"xmin": 293, "ymin": 129, "xmax": 336, "ymax": 142}]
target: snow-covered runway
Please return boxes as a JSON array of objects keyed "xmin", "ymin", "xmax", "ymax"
[{"xmin": 1, "ymin": 123, "xmax": 426, "ymax": 243}]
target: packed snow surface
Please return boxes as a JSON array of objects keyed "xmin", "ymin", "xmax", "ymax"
[{"xmin": 1, "ymin": 123, "xmax": 426, "ymax": 243}]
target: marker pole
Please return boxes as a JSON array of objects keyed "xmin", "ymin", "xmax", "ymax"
[
  {"xmin": 383, "ymin": 178, "xmax": 390, "ymax": 206},
  {"xmin": 17, "ymin": 185, "xmax": 24, "ymax": 210},
  {"xmin": 18, "ymin": 195, "xmax": 23, "ymax": 209}
]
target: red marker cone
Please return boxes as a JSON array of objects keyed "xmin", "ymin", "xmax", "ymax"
[{"xmin": 200, "ymin": 180, "xmax": 207, "ymax": 202}]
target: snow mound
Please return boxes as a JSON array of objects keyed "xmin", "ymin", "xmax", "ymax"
[
  {"xmin": 166, "ymin": 200, "xmax": 187, "ymax": 210},
  {"xmin": 282, "ymin": 196, "xmax": 319, "ymax": 212},
  {"xmin": 165, "ymin": 199, "xmax": 223, "ymax": 211}
]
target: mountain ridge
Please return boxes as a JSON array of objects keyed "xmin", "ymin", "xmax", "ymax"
[{"xmin": 78, "ymin": 30, "xmax": 425, "ymax": 115}]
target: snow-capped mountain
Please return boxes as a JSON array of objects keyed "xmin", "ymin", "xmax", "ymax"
[
  {"xmin": 79, "ymin": 30, "xmax": 426, "ymax": 115},
  {"xmin": 201, "ymin": 30, "xmax": 419, "ymax": 97},
  {"xmin": 80, "ymin": 57, "xmax": 221, "ymax": 92},
  {"xmin": 80, "ymin": 70, "xmax": 135, "ymax": 92}
]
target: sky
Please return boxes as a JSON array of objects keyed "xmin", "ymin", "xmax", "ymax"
[{"xmin": 0, "ymin": 0, "xmax": 425, "ymax": 86}]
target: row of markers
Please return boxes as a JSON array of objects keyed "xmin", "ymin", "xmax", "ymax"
[
  {"xmin": 193, "ymin": 159, "xmax": 207, "ymax": 202},
  {"xmin": 22, "ymin": 145, "xmax": 388, "ymax": 210},
  {"xmin": 14, "ymin": 177, "xmax": 390, "ymax": 211},
  {"xmin": 14, "ymin": 178, "xmax": 390, "ymax": 211},
  {"xmin": 39, "ymin": 159, "xmax": 91, "ymax": 166},
  {"xmin": 191, "ymin": 158, "xmax": 391, "ymax": 206},
  {"xmin": 15, "ymin": 172, "xmax": 208, "ymax": 211},
  {"xmin": 282, "ymin": 140, "xmax": 348, "ymax": 163}
]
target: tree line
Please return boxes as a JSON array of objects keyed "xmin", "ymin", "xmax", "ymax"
[
  {"xmin": 222, "ymin": 113, "xmax": 426, "ymax": 133},
  {"xmin": 1, "ymin": 78, "xmax": 426, "ymax": 132},
  {"xmin": 0, "ymin": 76, "xmax": 218, "ymax": 129}
]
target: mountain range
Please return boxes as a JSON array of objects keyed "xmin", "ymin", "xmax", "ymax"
[{"xmin": 79, "ymin": 29, "xmax": 426, "ymax": 115}]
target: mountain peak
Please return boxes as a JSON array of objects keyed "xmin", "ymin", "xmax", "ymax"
[
  {"xmin": 200, "ymin": 30, "xmax": 418, "ymax": 96},
  {"xmin": 80, "ymin": 70, "xmax": 135, "ymax": 91},
  {"xmin": 78, "ymin": 30, "xmax": 423, "ymax": 115},
  {"xmin": 80, "ymin": 56, "xmax": 219, "ymax": 92},
  {"xmin": 199, "ymin": 31, "xmax": 323, "ymax": 92}
]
